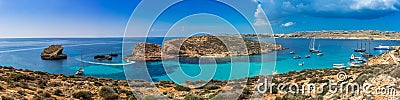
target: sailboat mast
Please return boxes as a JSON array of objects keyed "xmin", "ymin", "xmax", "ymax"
[
  {"xmin": 364, "ymin": 40, "xmax": 367, "ymax": 50},
  {"xmin": 80, "ymin": 51, "xmax": 83, "ymax": 68},
  {"xmin": 368, "ymin": 39, "xmax": 371, "ymax": 54},
  {"xmin": 360, "ymin": 40, "xmax": 363, "ymax": 49},
  {"xmin": 356, "ymin": 40, "xmax": 358, "ymax": 49},
  {"xmin": 318, "ymin": 44, "xmax": 320, "ymax": 50}
]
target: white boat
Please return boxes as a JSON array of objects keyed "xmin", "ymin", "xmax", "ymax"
[
  {"xmin": 333, "ymin": 63, "xmax": 346, "ymax": 68},
  {"xmin": 350, "ymin": 54, "xmax": 355, "ymax": 60},
  {"xmin": 290, "ymin": 51, "xmax": 295, "ymax": 54},
  {"xmin": 299, "ymin": 62, "xmax": 304, "ymax": 66},
  {"xmin": 374, "ymin": 45, "xmax": 392, "ymax": 50},
  {"xmin": 293, "ymin": 55, "xmax": 301, "ymax": 59},
  {"xmin": 75, "ymin": 52, "xmax": 84, "ymax": 75},
  {"xmin": 75, "ymin": 68, "xmax": 84, "ymax": 75},
  {"xmin": 317, "ymin": 53, "xmax": 323, "ymax": 56},
  {"xmin": 309, "ymin": 35, "xmax": 321, "ymax": 53},
  {"xmin": 272, "ymin": 70, "xmax": 278, "ymax": 75},
  {"xmin": 349, "ymin": 62, "xmax": 363, "ymax": 67}
]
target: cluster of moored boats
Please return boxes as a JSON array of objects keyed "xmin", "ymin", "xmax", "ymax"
[
  {"xmin": 290, "ymin": 36, "xmax": 323, "ymax": 60},
  {"xmin": 290, "ymin": 37, "xmax": 393, "ymax": 68},
  {"xmin": 346, "ymin": 39, "xmax": 392, "ymax": 68}
]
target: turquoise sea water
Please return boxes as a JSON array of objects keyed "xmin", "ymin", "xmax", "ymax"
[{"xmin": 0, "ymin": 38, "xmax": 398, "ymax": 82}]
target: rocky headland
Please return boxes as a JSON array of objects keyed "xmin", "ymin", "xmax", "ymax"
[
  {"xmin": 41, "ymin": 45, "xmax": 68, "ymax": 60},
  {"xmin": 125, "ymin": 35, "xmax": 285, "ymax": 61}
]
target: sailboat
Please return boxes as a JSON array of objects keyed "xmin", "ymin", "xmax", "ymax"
[
  {"xmin": 316, "ymin": 44, "xmax": 324, "ymax": 56},
  {"xmin": 75, "ymin": 52, "xmax": 84, "ymax": 75},
  {"xmin": 354, "ymin": 40, "xmax": 366, "ymax": 52},
  {"xmin": 309, "ymin": 35, "xmax": 321, "ymax": 53},
  {"xmin": 362, "ymin": 39, "xmax": 373, "ymax": 57}
]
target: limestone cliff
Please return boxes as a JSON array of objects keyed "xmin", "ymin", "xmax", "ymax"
[{"xmin": 41, "ymin": 45, "xmax": 68, "ymax": 60}]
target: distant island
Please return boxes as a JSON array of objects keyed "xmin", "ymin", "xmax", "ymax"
[
  {"xmin": 243, "ymin": 30, "xmax": 400, "ymax": 40},
  {"xmin": 125, "ymin": 35, "xmax": 286, "ymax": 61}
]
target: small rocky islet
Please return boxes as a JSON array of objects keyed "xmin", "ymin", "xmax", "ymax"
[
  {"xmin": 40, "ymin": 45, "xmax": 68, "ymax": 60},
  {"xmin": 124, "ymin": 35, "xmax": 286, "ymax": 61}
]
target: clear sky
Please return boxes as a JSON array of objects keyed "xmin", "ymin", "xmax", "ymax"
[{"xmin": 0, "ymin": 0, "xmax": 399, "ymax": 38}]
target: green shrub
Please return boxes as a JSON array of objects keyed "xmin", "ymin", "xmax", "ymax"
[
  {"xmin": 0, "ymin": 86, "xmax": 4, "ymax": 91},
  {"xmin": 72, "ymin": 91, "xmax": 92, "ymax": 100},
  {"xmin": 53, "ymin": 89, "xmax": 62, "ymax": 96},
  {"xmin": 174, "ymin": 85, "xmax": 191, "ymax": 91},
  {"xmin": 42, "ymin": 92, "xmax": 52, "ymax": 98},
  {"xmin": 1, "ymin": 96, "xmax": 14, "ymax": 100},
  {"xmin": 184, "ymin": 95, "xmax": 203, "ymax": 100},
  {"xmin": 99, "ymin": 86, "xmax": 118, "ymax": 100}
]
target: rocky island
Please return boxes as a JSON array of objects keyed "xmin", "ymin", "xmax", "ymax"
[
  {"xmin": 125, "ymin": 35, "xmax": 285, "ymax": 61},
  {"xmin": 41, "ymin": 45, "xmax": 68, "ymax": 60}
]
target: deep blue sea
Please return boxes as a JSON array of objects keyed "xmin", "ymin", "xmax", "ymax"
[{"xmin": 0, "ymin": 38, "xmax": 398, "ymax": 83}]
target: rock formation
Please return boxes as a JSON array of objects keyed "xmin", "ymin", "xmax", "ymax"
[
  {"xmin": 94, "ymin": 55, "xmax": 112, "ymax": 61},
  {"xmin": 125, "ymin": 35, "xmax": 285, "ymax": 61},
  {"xmin": 125, "ymin": 42, "xmax": 163, "ymax": 61},
  {"xmin": 41, "ymin": 45, "xmax": 68, "ymax": 60}
]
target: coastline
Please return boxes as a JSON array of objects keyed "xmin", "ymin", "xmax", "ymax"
[
  {"xmin": 273, "ymin": 37, "xmax": 400, "ymax": 41},
  {"xmin": 1, "ymin": 50, "xmax": 400, "ymax": 99}
]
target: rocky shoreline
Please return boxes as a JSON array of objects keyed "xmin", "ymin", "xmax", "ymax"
[
  {"xmin": 125, "ymin": 35, "xmax": 286, "ymax": 61},
  {"xmin": 1, "ymin": 63, "xmax": 399, "ymax": 99}
]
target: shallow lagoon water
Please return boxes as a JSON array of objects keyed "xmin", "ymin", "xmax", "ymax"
[{"xmin": 0, "ymin": 38, "xmax": 397, "ymax": 81}]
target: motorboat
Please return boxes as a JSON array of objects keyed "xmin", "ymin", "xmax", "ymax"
[
  {"xmin": 349, "ymin": 62, "xmax": 363, "ymax": 67},
  {"xmin": 299, "ymin": 62, "xmax": 304, "ymax": 66},
  {"xmin": 333, "ymin": 63, "xmax": 346, "ymax": 68},
  {"xmin": 293, "ymin": 55, "xmax": 301, "ymax": 59},
  {"xmin": 305, "ymin": 55, "xmax": 310, "ymax": 58},
  {"xmin": 317, "ymin": 53, "xmax": 323, "ymax": 56},
  {"xmin": 374, "ymin": 45, "xmax": 392, "ymax": 50},
  {"xmin": 75, "ymin": 68, "xmax": 84, "ymax": 75},
  {"xmin": 290, "ymin": 51, "xmax": 295, "ymax": 54},
  {"xmin": 350, "ymin": 54, "xmax": 355, "ymax": 61}
]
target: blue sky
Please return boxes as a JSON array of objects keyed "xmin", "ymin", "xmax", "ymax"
[{"xmin": 0, "ymin": 0, "xmax": 399, "ymax": 37}]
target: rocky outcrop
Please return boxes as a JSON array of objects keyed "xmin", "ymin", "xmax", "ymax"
[
  {"xmin": 125, "ymin": 42, "xmax": 163, "ymax": 61},
  {"xmin": 125, "ymin": 35, "xmax": 285, "ymax": 61},
  {"xmin": 41, "ymin": 45, "xmax": 67, "ymax": 60},
  {"xmin": 366, "ymin": 52, "xmax": 396, "ymax": 66},
  {"xmin": 94, "ymin": 55, "xmax": 112, "ymax": 61}
]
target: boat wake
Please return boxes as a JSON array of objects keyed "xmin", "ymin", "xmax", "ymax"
[
  {"xmin": 76, "ymin": 58, "xmax": 135, "ymax": 66},
  {"xmin": 0, "ymin": 42, "xmax": 122, "ymax": 53}
]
